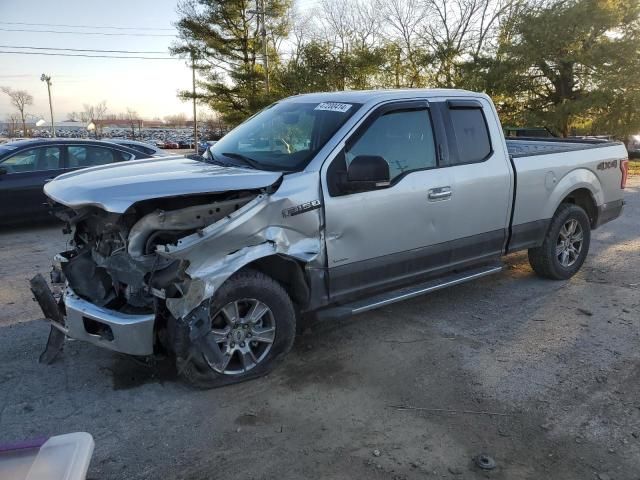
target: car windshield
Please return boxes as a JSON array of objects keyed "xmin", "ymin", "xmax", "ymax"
[{"xmin": 210, "ymin": 101, "xmax": 361, "ymax": 171}]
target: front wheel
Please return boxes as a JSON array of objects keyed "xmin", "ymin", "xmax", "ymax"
[
  {"xmin": 175, "ymin": 269, "xmax": 296, "ymax": 388},
  {"xmin": 528, "ymin": 203, "xmax": 591, "ymax": 280}
]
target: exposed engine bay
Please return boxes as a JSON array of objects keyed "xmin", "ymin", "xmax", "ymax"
[
  {"xmin": 55, "ymin": 191, "xmax": 258, "ymax": 314},
  {"xmin": 38, "ymin": 161, "xmax": 324, "ymax": 368}
]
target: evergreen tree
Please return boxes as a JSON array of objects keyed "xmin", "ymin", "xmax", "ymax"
[
  {"xmin": 172, "ymin": 0, "xmax": 292, "ymax": 124},
  {"xmin": 490, "ymin": 0, "xmax": 640, "ymax": 137}
]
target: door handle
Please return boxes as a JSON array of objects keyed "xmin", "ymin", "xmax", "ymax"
[{"xmin": 428, "ymin": 187, "xmax": 451, "ymax": 200}]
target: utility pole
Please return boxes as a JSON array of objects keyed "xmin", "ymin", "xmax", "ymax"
[
  {"xmin": 191, "ymin": 49, "xmax": 198, "ymax": 154},
  {"xmin": 250, "ymin": 1, "xmax": 270, "ymax": 94},
  {"xmin": 261, "ymin": 0, "xmax": 269, "ymax": 94},
  {"xmin": 40, "ymin": 74, "xmax": 55, "ymax": 137}
]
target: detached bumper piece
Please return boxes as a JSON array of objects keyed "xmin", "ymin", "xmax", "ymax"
[
  {"xmin": 31, "ymin": 274, "xmax": 156, "ymax": 358},
  {"xmin": 62, "ymin": 288, "xmax": 156, "ymax": 356},
  {"xmin": 30, "ymin": 274, "xmax": 66, "ymax": 364}
]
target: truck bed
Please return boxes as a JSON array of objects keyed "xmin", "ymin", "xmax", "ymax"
[{"xmin": 506, "ymin": 137, "xmax": 622, "ymax": 158}]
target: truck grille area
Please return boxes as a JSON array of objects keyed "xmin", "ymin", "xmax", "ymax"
[{"xmin": 61, "ymin": 210, "xmax": 161, "ymax": 311}]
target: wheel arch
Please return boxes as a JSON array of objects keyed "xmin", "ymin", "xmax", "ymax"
[
  {"xmin": 558, "ymin": 187, "xmax": 599, "ymax": 228},
  {"xmin": 547, "ymin": 168, "xmax": 603, "ymax": 228},
  {"xmin": 240, "ymin": 254, "xmax": 311, "ymax": 309}
]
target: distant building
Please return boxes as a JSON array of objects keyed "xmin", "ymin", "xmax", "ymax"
[{"xmin": 50, "ymin": 121, "xmax": 86, "ymax": 131}]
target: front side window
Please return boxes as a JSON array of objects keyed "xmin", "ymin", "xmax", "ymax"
[
  {"xmin": 0, "ymin": 147, "xmax": 61, "ymax": 173},
  {"xmin": 346, "ymin": 109, "xmax": 436, "ymax": 182},
  {"xmin": 449, "ymin": 108, "xmax": 491, "ymax": 164},
  {"xmin": 68, "ymin": 146, "xmax": 120, "ymax": 168},
  {"xmin": 211, "ymin": 101, "xmax": 361, "ymax": 171}
]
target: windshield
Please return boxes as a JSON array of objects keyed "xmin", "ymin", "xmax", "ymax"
[{"xmin": 210, "ymin": 101, "xmax": 361, "ymax": 171}]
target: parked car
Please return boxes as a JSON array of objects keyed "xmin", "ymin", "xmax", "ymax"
[
  {"xmin": 37, "ymin": 89, "xmax": 628, "ymax": 388},
  {"xmin": 627, "ymin": 134, "xmax": 640, "ymax": 159},
  {"xmin": 0, "ymin": 139, "xmax": 153, "ymax": 225},
  {"xmin": 163, "ymin": 140, "xmax": 179, "ymax": 149},
  {"xmin": 504, "ymin": 126, "xmax": 555, "ymax": 138},
  {"xmin": 104, "ymin": 139, "xmax": 168, "ymax": 157}
]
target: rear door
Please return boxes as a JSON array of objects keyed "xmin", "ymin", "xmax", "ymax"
[
  {"xmin": 428, "ymin": 98, "xmax": 512, "ymax": 263},
  {"xmin": 0, "ymin": 145, "xmax": 65, "ymax": 222}
]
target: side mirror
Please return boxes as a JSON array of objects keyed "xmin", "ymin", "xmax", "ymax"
[
  {"xmin": 0, "ymin": 167, "xmax": 7, "ymax": 176},
  {"xmin": 345, "ymin": 155, "xmax": 390, "ymax": 190}
]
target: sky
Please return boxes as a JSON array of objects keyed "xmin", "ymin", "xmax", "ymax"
[{"xmin": 0, "ymin": 0, "xmax": 319, "ymax": 122}]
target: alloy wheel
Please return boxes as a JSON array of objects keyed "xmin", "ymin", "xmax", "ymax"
[
  {"xmin": 556, "ymin": 218, "xmax": 584, "ymax": 267},
  {"xmin": 205, "ymin": 299, "xmax": 276, "ymax": 375}
]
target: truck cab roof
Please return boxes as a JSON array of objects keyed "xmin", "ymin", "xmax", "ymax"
[{"xmin": 284, "ymin": 88, "xmax": 485, "ymax": 105}]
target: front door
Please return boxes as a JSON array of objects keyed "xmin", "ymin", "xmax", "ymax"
[
  {"xmin": 322, "ymin": 101, "xmax": 457, "ymax": 302},
  {"xmin": 0, "ymin": 145, "xmax": 65, "ymax": 223}
]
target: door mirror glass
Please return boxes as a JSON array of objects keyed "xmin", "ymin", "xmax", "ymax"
[{"xmin": 346, "ymin": 155, "xmax": 390, "ymax": 190}]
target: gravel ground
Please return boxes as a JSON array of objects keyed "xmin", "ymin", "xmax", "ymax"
[{"xmin": 0, "ymin": 177, "xmax": 639, "ymax": 480}]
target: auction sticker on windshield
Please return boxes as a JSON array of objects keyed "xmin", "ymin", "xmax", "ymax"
[{"xmin": 314, "ymin": 102, "xmax": 353, "ymax": 113}]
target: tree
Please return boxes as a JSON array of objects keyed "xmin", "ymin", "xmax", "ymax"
[
  {"xmin": 374, "ymin": 0, "xmax": 429, "ymax": 87},
  {"xmin": 172, "ymin": 0, "xmax": 293, "ymax": 124},
  {"xmin": 1, "ymin": 87, "xmax": 33, "ymax": 137},
  {"xmin": 164, "ymin": 113, "xmax": 188, "ymax": 127},
  {"xmin": 81, "ymin": 101, "xmax": 108, "ymax": 138},
  {"xmin": 5, "ymin": 113, "xmax": 20, "ymax": 137},
  {"xmin": 491, "ymin": 0, "xmax": 640, "ymax": 137},
  {"xmin": 125, "ymin": 108, "xmax": 139, "ymax": 139}
]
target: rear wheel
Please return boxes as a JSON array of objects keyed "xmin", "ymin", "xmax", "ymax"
[
  {"xmin": 175, "ymin": 269, "xmax": 296, "ymax": 388},
  {"xmin": 528, "ymin": 203, "xmax": 591, "ymax": 280}
]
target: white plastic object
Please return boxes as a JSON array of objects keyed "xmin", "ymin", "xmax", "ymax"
[{"xmin": 0, "ymin": 432, "xmax": 94, "ymax": 480}]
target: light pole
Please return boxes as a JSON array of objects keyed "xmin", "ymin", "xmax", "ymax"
[
  {"xmin": 190, "ymin": 49, "xmax": 198, "ymax": 155},
  {"xmin": 40, "ymin": 74, "xmax": 56, "ymax": 137},
  {"xmin": 249, "ymin": 0, "xmax": 271, "ymax": 94}
]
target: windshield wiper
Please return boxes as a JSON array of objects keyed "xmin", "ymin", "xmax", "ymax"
[
  {"xmin": 205, "ymin": 153, "xmax": 236, "ymax": 167},
  {"xmin": 221, "ymin": 152, "xmax": 264, "ymax": 170}
]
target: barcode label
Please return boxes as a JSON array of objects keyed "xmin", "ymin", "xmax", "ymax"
[{"xmin": 314, "ymin": 102, "xmax": 353, "ymax": 113}]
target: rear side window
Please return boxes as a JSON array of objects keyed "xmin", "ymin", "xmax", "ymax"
[
  {"xmin": 129, "ymin": 144, "xmax": 155, "ymax": 155},
  {"xmin": 449, "ymin": 108, "xmax": 491, "ymax": 164},
  {"xmin": 68, "ymin": 146, "xmax": 125, "ymax": 168}
]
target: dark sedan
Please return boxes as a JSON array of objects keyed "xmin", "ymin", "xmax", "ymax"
[{"xmin": 0, "ymin": 139, "xmax": 152, "ymax": 225}]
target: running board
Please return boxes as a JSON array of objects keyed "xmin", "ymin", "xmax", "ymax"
[{"xmin": 317, "ymin": 263, "xmax": 503, "ymax": 320}]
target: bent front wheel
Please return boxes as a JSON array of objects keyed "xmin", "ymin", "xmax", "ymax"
[{"xmin": 175, "ymin": 269, "xmax": 296, "ymax": 388}]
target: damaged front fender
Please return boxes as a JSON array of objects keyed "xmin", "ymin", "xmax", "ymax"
[{"xmin": 159, "ymin": 172, "xmax": 324, "ymax": 319}]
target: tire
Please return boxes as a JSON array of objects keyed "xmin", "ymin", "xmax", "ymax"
[
  {"xmin": 528, "ymin": 203, "xmax": 591, "ymax": 280},
  {"xmin": 175, "ymin": 269, "xmax": 296, "ymax": 388}
]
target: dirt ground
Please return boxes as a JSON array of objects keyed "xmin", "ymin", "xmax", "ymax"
[{"xmin": 0, "ymin": 177, "xmax": 639, "ymax": 480}]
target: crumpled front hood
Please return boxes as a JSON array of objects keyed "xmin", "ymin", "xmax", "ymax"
[{"xmin": 44, "ymin": 156, "xmax": 282, "ymax": 213}]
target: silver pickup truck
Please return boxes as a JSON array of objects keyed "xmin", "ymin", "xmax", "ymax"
[{"xmin": 35, "ymin": 89, "xmax": 629, "ymax": 387}]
